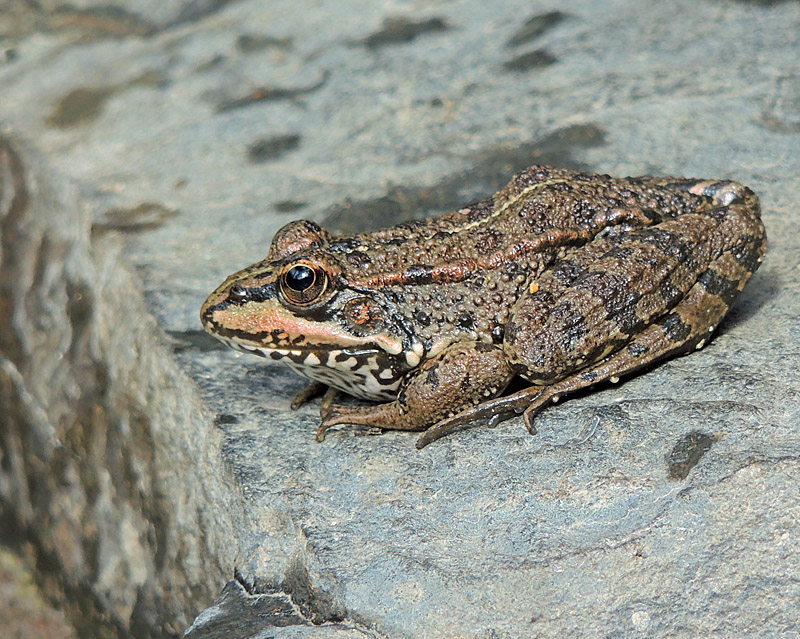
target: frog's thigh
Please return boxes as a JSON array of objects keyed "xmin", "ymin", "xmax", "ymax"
[
  {"xmin": 519, "ymin": 250, "xmax": 758, "ymax": 427},
  {"xmin": 318, "ymin": 341, "xmax": 514, "ymax": 437}
]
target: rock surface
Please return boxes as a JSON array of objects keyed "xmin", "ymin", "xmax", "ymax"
[{"xmin": 1, "ymin": 0, "xmax": 799, "ymax": 637}]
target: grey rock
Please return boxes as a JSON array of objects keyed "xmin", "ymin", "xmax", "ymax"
[
  {"xmin": 0, "ymin": 135, "xmax": 238, "ymax": 636},
  {"xmin": 1, "ymin": 0, "xmax": 799, "ymax": 637}
]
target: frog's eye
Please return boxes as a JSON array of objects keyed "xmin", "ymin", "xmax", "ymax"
[{"xmin": 280, "ymin": 261, "xmax": 328, "ymax": 306}]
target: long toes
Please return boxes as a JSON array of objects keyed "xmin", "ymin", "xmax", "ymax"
[{"xmin": 522, "ymin": 408, "xmax": 538, "ymax": 435}]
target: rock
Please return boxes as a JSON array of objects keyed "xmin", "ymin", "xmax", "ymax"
[
  {"xmin": 0, "ymin": 134, "xmax": 236, "ymax": 636},
  {"xmin": 1, "ymin": 0, "xmax": 799, "ymax": 637}
]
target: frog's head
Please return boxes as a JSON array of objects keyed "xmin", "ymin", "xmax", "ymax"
[{"xmin": 200, "ymin": 220, "xmax": 424, "ymax": 400}]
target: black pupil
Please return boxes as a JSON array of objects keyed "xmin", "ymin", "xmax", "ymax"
[{"xmin": 285, "ymin": 265, "xmax": 315, "ymax": 291}]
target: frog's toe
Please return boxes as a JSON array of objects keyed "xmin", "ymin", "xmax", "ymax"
[
  {"xmin": 316, "ymin": 403, "xmax": 356, "ymax": 441},
  {"xmin": 316, "ymin": 400, "xmax": 429, "ymax": 443},
  {"xmin": 291, "ymin": 381, "xmax": 327, "ymax": 410}
]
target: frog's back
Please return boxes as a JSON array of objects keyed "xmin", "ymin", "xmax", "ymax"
[
  {"xmin": 328, "ymin": 166, "xmax": 710, "ymax": 286},
  {"xmin": 318, "ymin": 166, "xmax": 716, "ymax": 352}
]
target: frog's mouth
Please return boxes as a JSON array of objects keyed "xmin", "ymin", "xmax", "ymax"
[
  {"xmin": 211, "ymin": 330, "xmax": 383, "ymax": 361},
  {"xmin": 201, "ymin": 298, "xmax": 409, "ymax": 358}
]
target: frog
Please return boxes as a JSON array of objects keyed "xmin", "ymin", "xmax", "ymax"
[{"xmin": 200, "ymin": 165, "xmax": 766, "ymax": 448}]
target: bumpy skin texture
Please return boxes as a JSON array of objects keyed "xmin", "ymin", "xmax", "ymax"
[{"xmin": 201, "ymin": 166, "xmax": 766, "ymax": 447}]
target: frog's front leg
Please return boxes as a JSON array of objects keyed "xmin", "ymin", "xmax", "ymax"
[{"xmin": 317, "ymin": 341, "xmax": 514, "ymax": 441}]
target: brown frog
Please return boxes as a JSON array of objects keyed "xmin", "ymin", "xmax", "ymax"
[{"xmin": 200, "ymin": 166, "xmax": 766, "ymax": 447}]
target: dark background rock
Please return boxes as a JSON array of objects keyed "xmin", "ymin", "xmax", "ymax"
[{"xmin": 1, "ymin": 0, "xmax": 798, "ymax": 637}]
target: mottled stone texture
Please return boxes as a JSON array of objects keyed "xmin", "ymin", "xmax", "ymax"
[
  {"xmin": 0, "ymin": 137, "xmax": 237, "ymax": 637},
  {"xmin": 1, "ymin": 0, "xmax": 799, "ymax": 637}
]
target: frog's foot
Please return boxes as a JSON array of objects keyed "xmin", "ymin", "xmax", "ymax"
[
  {"xmin": 317, "ymin": 400, "xmax": 429, "ymax": 442},
  {"xmin": 658, "ymin": 177, "xmax": 758, "ymax": 210},
  {"xmin": 291, "ymin": 381, "xmax": 328, "ymax": 410},
  {"xmin": 415, "ymin": 386, "xmax": 544, "ymax": 448},
  {"xmin": 316, "ymin": 341, "xmax": 514, "ymax": 443}
]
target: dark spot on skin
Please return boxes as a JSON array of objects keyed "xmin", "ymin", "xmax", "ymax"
[
  {"xmin": 731, "ymin": 234, "xmax": 762, "ymax": 268},
  {"xmin": 581, "ymin": 370, "xmax": 598, "ymax": 382},
  {"xmin": 460, "ymin": 372, "xmax": 472, "ymax": 392},
  {"xmin": 614, "ymin": 306, "xmax": 641, "ymax": 335},
  {"xmin": 475, "ymin": 342, "xmax": 495, "ymax": 353},
  {"xmin": 395, "ymin": 219, "xmax": 427, "ymax": 231},
  {"xmin": 232, "ymin": 283, "xmax": 276, "ymax": 305},
  {"xmin": 233, "ymin": 284, "xmax": 250, "ymax": 302},
  {"xmin": 362, "ymin": 16, "xmax": 448, "ymax": 49},
  {"xmin": 503, "ymin": 49, "xmax": 557, "ymax": 72},
  {"xmin": 550, "ymin": 302, "xmax": 586, "ymax": 351},
  {"xmin": 328, "ymin": 237, "xmax": 362, "ymax": 252},
  {"xmin": 697, "ymin": 269, "xmax": 736, "ymax": 295},
  {"xmin": 246, "ymin": 134, "xmax": 301, "ymax": 163},
  {"xmin": 503, "ymin": 260, "xmax": 525, "ymax": 278},
  {"xmin": 640, "ymin": 208, "xmax": 663, "ymax": 224},
  {"xmin": 529, "ymin": 290, "xmax": 555, "ymax": 306},
  {"xmin": 698, "ymin": 269, "xmax": 738, "ymax": 306},
  {"xmin": 640, "ymin": 228, "xmax": 693, "ymax": 263},
  {"xmin": 425, "ymin": 368, "xmax": 439, "ymax": 390},
  {"xmin": 216, "ymin": 72, "xmax": 329, "ymax": 112},
  {"xmin": 214, "ymin": 414, "xmax": 239, "ymax": 426},
  {"xmin": 47, "ymin": 86, "xmax": 115, "ymax": 128},
  {"xmin": 627, "ymin": 342, "xmax": 648, "ymax": 357},
  {"xmin": 269, "ymin": 351, "xmax": 283, "ymax": 360},
  {"xmin": 92, "ymin": 202, "xmax": 176, "ymax": 235},
  {"xmin": 667, "ymin": 431, "xmax": 716, "ymax": 480},
  {"xmin": 457, "ymin": 313, "xmax": 475, "ymax": 330},
  {"xmin": 414, "ymin": 310, "xmax": 431, "ymax": 327},
  {"xmin": 551, "ymin": 260, "xmax": 587, "ymax": 285},
  {"xmin": 659, "ymin": 276, "xmax": 684, "ymax": 307},
  {"xmin": 403, "ymin": 264, "xmax": 434, "ymax": 285},
  {"xmin": 274, "ymin": 200, "xmax": 307, "ymax": 213},
  {"xmin": 659, "ymin": 314, "xmax": 691, "ymax": 342},
  {"xmin": 491, "ymin": 325, "xmax": 504, "ymax": 343},
  {"xmin": 346, "ymin": 251, "xmax": 371, "ymax": 268},
  {"xmin": 505, "ymin": 11, "xmax": 569, "ymax": 48},
  {"xmin": 504, "ymin": 322, "xmax": 520, "ymax": 345},
  {"xmin": 609, "ymin": 246, "xmax": 635, "ymax": 261}
]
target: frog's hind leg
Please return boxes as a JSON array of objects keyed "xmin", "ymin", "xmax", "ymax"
[
  {"xmin": 417, "ymin": 255, "xmax": 756, "ymax": 448},
  {"xmin": 417, "ymin": 196, "xmax": 766, "ymax": 449},
  {"xmin": 517, "ymin": 251, "xmax": 761, "ymax": 432}
]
